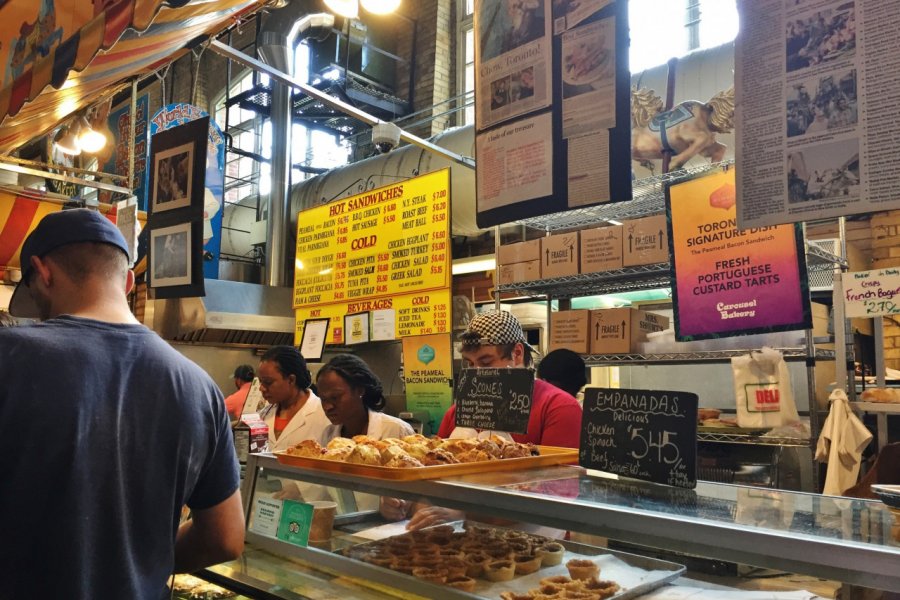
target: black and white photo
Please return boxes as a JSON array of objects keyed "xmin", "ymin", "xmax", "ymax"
[
  {"xmin": 152, "ymin": 142, "xmax": 193, "ymax": 212},
  {"xmin": 151, "ymin": 222, "xmax": 192, "ymax": 287}
]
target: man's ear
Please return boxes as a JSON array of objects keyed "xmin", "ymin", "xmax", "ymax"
[
  {"xmin": 125, "ymin": 269, "xmax": 135, "ymax": 294},
  {"xmin": 512, "ymin": 342, "xmax": 525, "ymax": 366},
  {"xmin": 30, "ymin": 255, "xmax": 53, "ymax": 288}
]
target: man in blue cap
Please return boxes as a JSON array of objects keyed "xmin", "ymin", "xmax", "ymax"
[{"xmin": 1, "ymin": 209, "xmax": 244, "ymax": 599}]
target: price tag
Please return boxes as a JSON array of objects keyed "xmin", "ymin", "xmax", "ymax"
[
  {"xmin": 454, "ymin": 368, "xmax": 534, "ymax": 434},
  {"xmin": 579, "ymin": 388, "xmax": 698, "ymax": 488},
  {"xmin": 841, "ymin": 268, "xmax": 900, "ymax": 318}
]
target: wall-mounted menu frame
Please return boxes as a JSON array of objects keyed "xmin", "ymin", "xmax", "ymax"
[
  {"xmin": 299, "ymin": 318, "xmax": 330, "ymax": 361},
  {"xmin": 474, "ymin": 0, "xmax": 632, "ymax": 227}
]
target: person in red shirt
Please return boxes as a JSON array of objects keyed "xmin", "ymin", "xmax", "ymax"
[
  {"xmin": 399, "ymin": 310, "xmax": 583, "ymax": 529},
  {"xmin": 436, "ymin": 310, "xmax": 582, "ymax": 447},
  {"xmin": 223, "ymin": 364, "xmax": 255, "ymax": 421}
]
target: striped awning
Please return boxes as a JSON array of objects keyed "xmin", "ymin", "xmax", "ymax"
[
  {"xmin": 0, "ymin": 0, "xmax": 262, "ymax": 154},
  {"xmin": 0, "ymin": 188, "xmax": 147, "ymax": 274}
]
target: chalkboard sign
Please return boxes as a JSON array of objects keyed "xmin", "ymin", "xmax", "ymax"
[
  {"xmin": 579, "ymin": 387, "xmax": 698, "ymax": 489},
  {"xmin": 454, "ymin": 368, "xmax": 535, "ymax": 434}
]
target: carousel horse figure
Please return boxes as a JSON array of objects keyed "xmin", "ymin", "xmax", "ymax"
[{"xmin": 631, "ymin": 86, "xmax": 735, "ymax": 173}]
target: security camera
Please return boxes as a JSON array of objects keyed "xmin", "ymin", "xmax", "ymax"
[{"xmin": 372, "ymin": 122, "xmax": 401, "ymax": 154}]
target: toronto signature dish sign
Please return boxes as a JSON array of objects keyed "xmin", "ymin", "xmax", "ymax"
[
  {"xmin": 454, "ymin": 368, "xmax": 535, "ymax": 435},
  {"xmin": 580, "ymin": 388, "xmax": 698, "ymax": 489}
]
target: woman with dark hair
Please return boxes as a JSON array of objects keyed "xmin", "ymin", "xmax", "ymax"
[
  {"xmin": 317, "ymin": 354, "xmax": 413, "ymax": 440},
  {"xmin": 258, "ymin": 345, "xmax": 331, "ymax": 452}
]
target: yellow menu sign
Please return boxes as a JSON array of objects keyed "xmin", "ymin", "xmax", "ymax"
[
  {"xmin": 293, "ymin": 169, "xmax": 450, "ymax": 308},
  {"xmin": 295, "ymin": 289, "xmax": 452, "ymax": 345},
  {"xmin": 293, "ymin": 169, "xmax": 452, "ymax": 344}
]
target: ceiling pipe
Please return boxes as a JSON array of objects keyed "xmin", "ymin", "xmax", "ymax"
[{"xmin": 257, "ymin": 4, "xmax": 335, "ymax": 287}]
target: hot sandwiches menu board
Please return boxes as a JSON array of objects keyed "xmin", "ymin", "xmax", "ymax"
[
  {"xmin": 454, "ymin": 368, "xmax": 535, "ymax": 435},
  {"xmin": 580, "ymin": 388, "xmax": 698, "ymax": 489}
]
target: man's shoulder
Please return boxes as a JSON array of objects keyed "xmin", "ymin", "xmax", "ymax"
[{"xmin": 533, "ymin": 379, "xmax": 580, "ymax": 407}]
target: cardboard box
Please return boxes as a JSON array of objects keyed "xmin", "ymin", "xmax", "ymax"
[
  {"xmin": 497, "ymin": 260, "xmax": 541, "ymax": 284},
  {"xmin": 550, "ymin": 310, "xmax": 590, "ymax": 354},
  {"xmin": 498, "ymin": 239, "xmax": 541, "ymax": 265},
  {"xmin": 623, "ymin": 215, "xmax": 668, "ymax": 266},
  {"xmin": 233, "ymin": 414, "xmax": 268, "ymax": 464},
  {"xmin": 580, "ymin": 225, "xmax": 623, "ymax": 273},
  {"xmin": 541, "ymin": 232, "xmax": 580, "ymax": 278},
  {"xmin": 589, "ymin": 308, "xmax": 669, "ymax": 354}
]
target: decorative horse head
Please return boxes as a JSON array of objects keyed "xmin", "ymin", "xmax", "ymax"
[{"xmin": 631, "ymin": 86, "xmax": 735, "ymax": 172}]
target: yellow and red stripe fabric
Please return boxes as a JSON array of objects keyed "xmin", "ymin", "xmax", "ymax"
[{"xmin": 0, "ymin": 0, "xmax": 261, "ymax": 154}]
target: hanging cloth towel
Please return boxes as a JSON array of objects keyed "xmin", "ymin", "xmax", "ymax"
[{"xmin": 815, "ymin": 389, "xmax": 873, "ymax": 496}]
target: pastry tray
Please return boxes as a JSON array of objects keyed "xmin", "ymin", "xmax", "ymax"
[
  {"xmin": 338, "ymin": 523, "xmax": 686, "ymax": 599},
  {"xmin": 273, "ymin": 445, "xmax": 579, "ymax": 480}
]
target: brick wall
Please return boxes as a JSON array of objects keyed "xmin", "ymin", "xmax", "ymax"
[{"xmin": 871, "ymin": 211, "xmax": 900, "ymax": 369}]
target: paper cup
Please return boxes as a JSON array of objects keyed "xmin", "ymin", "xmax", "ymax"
[{"xmin": 308, "ymin": 500, "xmax": 337, "ymax": 542}]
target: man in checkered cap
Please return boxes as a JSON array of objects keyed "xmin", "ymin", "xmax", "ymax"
[
  {"xmin": 437, "ymin": 310, "xmax": 582, "ymax": 445},
  {"xmin": 407, "ymin": 311, "xmax": 582, "ymax": 530}
]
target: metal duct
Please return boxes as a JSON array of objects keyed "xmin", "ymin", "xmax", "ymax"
[
  {"xmin": 290, "ymin": 125, "xmax": 480, "ymax": 236},
  {"xmin": 258, "ymin": 4, "xmax": 335, "ymax": 286}
]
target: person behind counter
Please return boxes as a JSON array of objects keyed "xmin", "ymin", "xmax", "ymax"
[
  {"xmin": 408, "ymin": 311, "xmax": 583, "ymax": 530},
  {"xmin": 316, "ymin": 353, "xmax": 414, "ymax": 440},
  {"xmin": 437, "ymin": 310, "xmax": 582, "ymax": 447},
  {"xmin": 224, "ymin": 364, "xmax": 255, "ymax": 420},
  {"xmin": 0, "ymin": 209, "xmax": 243, "ymax": 598},
  {"xmin": 258, "ymin": 346, "xmax": 331, "ymax": 451},
  {"xmin": 537, "ymin": 348, "xmax": 588, "ymax": 399}
]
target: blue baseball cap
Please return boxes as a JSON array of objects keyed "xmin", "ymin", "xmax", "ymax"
[{"xmin": 9, "ymin": 208, "xmax": 130, "ymax": 318}]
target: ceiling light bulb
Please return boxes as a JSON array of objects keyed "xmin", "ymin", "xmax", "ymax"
[
  {"xmin": 324, "ymin": 0, "xmax": 359, "ymax": 18},
  {"xmin": 78, "ymin": 127, "xmax": 107, "ymax": 154},
  {"xmin": 360, "ymin": 0, "xmax": 400, "ymax": 14}
]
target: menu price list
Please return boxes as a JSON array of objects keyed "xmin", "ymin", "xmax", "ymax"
[
  {"xmin": 292, "ymin": 170, "xmax": 451, "ymax": 309},
  {"xmin": 580, "ymin": 388, "xmax": 698, "ymax": 489},
  {"xmin": 294, "ymin": 290, "xmax": 452, "ymax": 346}
]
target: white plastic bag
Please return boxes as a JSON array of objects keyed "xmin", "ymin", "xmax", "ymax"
[{"xmin": 731, "ymin": 347, "xmax": 800, "ymax": 428}]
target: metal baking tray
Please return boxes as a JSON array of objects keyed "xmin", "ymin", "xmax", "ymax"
[
  {"xmin": 871, "ymin": 484, "xmax": 900, "ymax": 510},
  {"xmin": 338, "ymin": 522, "xmax": 686, "ymax": 599},
  {"xmin": 273, "ymin": 445, "xmax": 579, "ymax": 481}
]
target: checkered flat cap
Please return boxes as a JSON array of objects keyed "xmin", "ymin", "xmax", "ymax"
[{"xmin": 460, "ymin": 310, "xmax": 534, "ymax": 351}]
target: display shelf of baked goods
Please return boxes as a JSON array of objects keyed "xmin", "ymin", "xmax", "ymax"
[
  {"xmin": 237, "ymin": 454, "xmax": 900, "ymax": 595},
  {"xmin": 579, "ymin": 347, "xmax": 835, "ymax": 366},
  {"xmin": 511, "ymin": 161, "xmax": 734, "ymax": 232}
]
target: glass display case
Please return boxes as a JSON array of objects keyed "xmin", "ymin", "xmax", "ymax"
[{"xmin": 199, "ymin": 452, "xmax": 900, "ymax": 599}]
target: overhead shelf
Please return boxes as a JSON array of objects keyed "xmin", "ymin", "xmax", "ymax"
[
  {"xmin": 580, "ymin": 347, "xmax": 835, "ymax": 367},
  {"xmin": 513, "ymin": 160, "xmax": 734, "ymax": 231},
  {"xmin": 697, "ymin": 431, "xmax": 811, "ymax": 447},
  {"xmin": 495, "ymin": 242, "xmax": 845, "ymax": 298}
]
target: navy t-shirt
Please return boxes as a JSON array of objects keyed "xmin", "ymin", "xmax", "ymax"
[{"xmin": 0, "ymin": 316, "xmax": 240, "ymax": 599}]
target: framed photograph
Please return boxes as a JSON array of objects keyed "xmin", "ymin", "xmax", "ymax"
[
  {"xmin": 150, "ymin": 222, "xmax": 192, "ymax": 287},
  {"xmin": 344, "ymin": 312, "xmax": 370, "ymax": 345},
  {"xmin": 299, "ymin": 318, "xmax": 330, "ymax": 362},
  {"xmin": 148, "ymin": 117, "xmax": 208, "ymax": 220},
  {"xmin": 151, "ymin": 142, "xmax": 193, "ymax": 212}
]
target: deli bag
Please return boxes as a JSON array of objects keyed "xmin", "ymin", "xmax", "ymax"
[{"xmin": 731, "ymin": 347, "xmax": 800, "ymax": 428}]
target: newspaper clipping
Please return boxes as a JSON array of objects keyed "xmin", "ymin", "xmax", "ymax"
[
  {"xmin": 561, "ymin": 17, "xmax": 616, "ymax": 138},
  {"xmin": 567, "ymin": 130, "xmax": 610, "ymax": 207},
  {"xmin": 736, "ymin": 0, "xmax": 900, "ymax": 228},
  {"xmin": 553, "ymin": 0, "xmax": 613, "ymax": 33},
  {"xmin": 476, "ymin": 112, "xmax": 554, "ymax": 212},
  {"xmin": 475, "ymin": 0, "xmax": 553, "ymax": 131}
]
